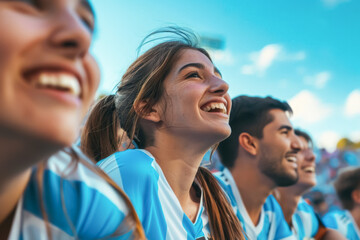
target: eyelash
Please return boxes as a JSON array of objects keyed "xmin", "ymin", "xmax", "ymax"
[
  {"xmin": 186, "ymin": 71, "xmax": 201, "ymax": 79},
  {"xmin": 81, "ymin": 17, "xmax": 94, "ymax": 32},
  {"xmin": 77, "ymin": 8, "xmax": 95, "ymax": 32}
]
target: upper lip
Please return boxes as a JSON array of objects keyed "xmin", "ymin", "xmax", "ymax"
[
  {"xmin": 23, "ymin": 62, "xmax": 84, "ymax": 97},
  {"xmin": 200, "ymin": 98, "xmax": 230, "ymax": 115}
]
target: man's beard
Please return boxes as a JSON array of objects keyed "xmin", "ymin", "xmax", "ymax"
[{"xmin": 259, "ymin": 155, "xmax": 299, "ymax": 187}]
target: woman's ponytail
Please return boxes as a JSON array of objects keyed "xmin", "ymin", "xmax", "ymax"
[
  {"xmin": 81, "ymin": 95, "xmax": 120, "ymax": 162},
  {"xmin": 196, "ymin": 167, "xmax": 245, "ymax": 240}
]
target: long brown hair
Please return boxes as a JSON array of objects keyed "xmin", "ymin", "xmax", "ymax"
[
  {"xmin": 81, "ymin": 95, "xmax": 121, "ymax": 162},
  {"xmin": 36, "ymin": 147, "xmax": 146, "ymax": 239},
  {"xmin": 107, "ymin": 27, "xmax": 243, "ymax": 239}
]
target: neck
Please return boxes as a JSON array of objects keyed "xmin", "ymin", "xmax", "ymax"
[
  {"xmin": 0, "ymin": 169, "xmax": 31, "ymax": 237},
  {"xmin": 0, "ymin": 124, "xmax": 62, "ymax": 234},
  {"xmin": 146, "ymin": 141, "xmax": 205, "ymax": 202},
  {"xmin": 275, "ymin": 188, "xmax": 301, "ymax": 225},
  {"xmin": 0, "ymin": 124, "xmax": 62, "ymax": 182},
  {"xmin": 146, "ymin": 132, "xmax": 209, "ymax": 221},
  {"xmin": 230, "ymin": 158, "xmax": 277, "ymax": 225}
]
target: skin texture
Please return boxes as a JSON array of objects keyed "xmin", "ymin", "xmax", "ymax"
[
  {"xmin": 257, "ymin": 109, "xmax": 301, "ymax": 187},
  {"xmin": 230, "ymin": 108, "xmax": 301, "ymax": 225},
  {"xmin": 0, "ymin": 0, "xmax": 99, "ymax": 180},
  {"xmin": 144, "ymin": 49, "xmax": 231, "ymax": 221},
  {"xmin": 276, "ymin": 136, "xmax": 346, "ymax": 240},
  {"xmin": 0, "ymin": 0, "xmax": 99, "ymax": 147},
  {"xmin": 0, "ymin": 0, "xmax": 99, "ymax": 237}
]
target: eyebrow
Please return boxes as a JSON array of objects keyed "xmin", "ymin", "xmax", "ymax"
[
  {"xmin": 278, "ymin": 125, "xmax": 293, "ymax": 131},
  {"xmin": 81, "ymin": 0, "xmax": 95, "ymax": 17},
  {"xmin": 178, "ymin": 63, "xmax": 222, "ymax": 77}
]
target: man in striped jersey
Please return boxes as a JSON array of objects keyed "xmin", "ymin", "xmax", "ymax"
[
  {"xmin": 214, "ymin": 95, "xmax": 300, "ymax": 240},
  {"xmin": 323, "ymin": 167, "xmax": 360, "ymax": 239}
]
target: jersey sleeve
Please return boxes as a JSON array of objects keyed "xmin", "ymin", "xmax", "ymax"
[
  {"xmin": 23, "ymin": 150, "xmax": 132, "ymax": 239},
  {"xmin": 293, "ymin": 199, "xmax": 320, "ymax": 238},
  {"xmin": 97, "ymin": 149, "xmax": 167, "ymax": 239},
  {"xmin": 268, "ymin": 195, "xmax": 296, "ymax": 240}
]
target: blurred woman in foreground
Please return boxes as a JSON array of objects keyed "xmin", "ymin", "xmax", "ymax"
[{"xmin": 0, "ymin": 1, "xmax": 144, "ymax": 239}]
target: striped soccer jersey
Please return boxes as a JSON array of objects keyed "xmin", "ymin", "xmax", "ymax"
[
  {"xmin": 291, "ymin": 198, "xmax": 319, "ymax": 239},
  {"xmin": 323, "ymin": 209, "xmax": 360, "ymax": 240},
  {"xmin": 213, "ymin": 168, "xmax": 295, "ymax": 240},
  {"xmin": 97, "ymin": 149, "xmax": 211, "ymax": 240},
  {"xmin": 8, "ymin": 147, "xmax": 132, "ymax": 240}
]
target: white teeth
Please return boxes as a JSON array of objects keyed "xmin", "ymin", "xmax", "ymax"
[
  {"xmin": 286, "ymin": 156, "xmax": 297, "ymax": 163},
  {"xmin": 202, "ymin": 102, "xmax": 227, "ymax": 114},
  {"xmin": 33, "ymin": 73, "xmax": 81, "ymax": 97},
  {"xmin": 303, "ymin": 166, "xmax": 315, "ymax": 173}
]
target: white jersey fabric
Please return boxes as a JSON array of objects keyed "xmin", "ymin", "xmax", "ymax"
[
  {"xmin": 8, "ymin": 147, "xmax": 132, "ymax": 240},
  {"xmin": 213, "ymin": 168, "xmax": 295, "ymax": 240},
  {"xmin": 291, "ymin": 198, "xmax": 319, "ymax": 239},
  {"xmin": 97, "ymin": 149, "xmax": 211, "ymax": 240}
]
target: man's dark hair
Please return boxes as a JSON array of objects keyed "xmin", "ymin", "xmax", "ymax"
[
  {"xmin": 295, "ymin": 129, "xmax": 313, "ymax": 149},
  {"xmin": 218, "ymin": 95, "xmax": 292, "ymax": 169},
  {"xmin": 334, "ymin": 167, "xmax": 360, "ymax": 210}
]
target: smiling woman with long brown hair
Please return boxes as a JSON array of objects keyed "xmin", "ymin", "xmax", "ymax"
[
  {"xmin": 82, "ymin": 27, "xmax": 244, "ymax": 240},
  {"xmin": 0, "ymin": 1, "xmax": 144, "ymax": 239}
]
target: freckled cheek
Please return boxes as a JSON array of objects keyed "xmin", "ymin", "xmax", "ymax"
[{"xmin": 183, "ymin": 84, "xmax": 205, "ymax": 98}]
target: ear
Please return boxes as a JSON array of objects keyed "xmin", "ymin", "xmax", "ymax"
[
  {"xmin": 352, "ymin": 189, "xmax": 360, "ymax": 205},
  {"xmin": 238, "ymin": 132, "xmax": 258, "ymax": 156},
  {"xmin": 134, "ymin": 100, "xmax": 161, "ymax": 123}
]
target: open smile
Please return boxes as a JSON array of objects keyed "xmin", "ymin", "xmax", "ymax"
[
  {"xmin": 302, "ymin": 166, "xmax": 315, "ymax": 173},
  {"xmin": 285, "ymin": 155, "xmax": 298, "ymax": 168},
  {"xmin": 28, "ymin": 72, "xmax": 81, "ymax": 98},
  {"xmin": 201, "ymin": 102, "xmax": 227, "ymax": 114}
]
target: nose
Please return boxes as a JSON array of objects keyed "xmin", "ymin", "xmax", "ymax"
[
  {"xmin": 291, "ymin": 134, "xmax": 302, "ymax": 153},
  {"xmin": 305, "ymin": 149, "xmax": 316, "ymax": 163},
  {"xmin": 209, "ymin": 75, "xmax": 229, "ymax": 96},
  {"xmin": 49, "ymin": 9, "xmax": 92, "ymax": 59}
]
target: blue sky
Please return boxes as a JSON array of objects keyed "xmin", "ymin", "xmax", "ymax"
[{"xmin": 91, "ymin": 0, "xmax": 360, "ymax": 151}]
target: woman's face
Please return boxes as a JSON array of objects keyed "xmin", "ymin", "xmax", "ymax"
[
  {"xmin": 0, "ymin": 0, "xmax": 99, "ymax": 146},
  {"xmin": 158, "ymin": 49, "xmax": 231, "ymax": 145}
]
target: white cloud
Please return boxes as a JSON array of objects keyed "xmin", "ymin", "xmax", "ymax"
[
  {"xmin": 322, "ymin": 0, "xmax": 350, "ymax": 8},
  {"xmin": 241, "ymin": 65, "xmax": 255, "ymax": 75},
  {"xmin": 317, "ymin": 131, "xmax": 340, "ymax": 152},
  {"xmin": 349, "ymin": 131, "xmax": 360, "ymax": 142},
  {"xmin": 257, "ymin": 44, "xmax": 282, "ymax": 71},
  {"xmin": 289, "ymin": 90, "xmax": 333, "ymax": 124},
  {"xmin": 240, "ymin": 44, "xmax": 305, "ymax": 76},
  {"xmin": 345, "ymin": 89, "xmax": 360, "ymax": 117},
  {"xmin": 304, "ymin": 71, "xmax": 331, "ymax": 89},
  {"xmin": 208, "ymin": 49, "xmax": 235, "ymax": 66}
]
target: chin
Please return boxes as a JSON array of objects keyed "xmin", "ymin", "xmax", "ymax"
[
  {"xmin": 28, "ymin": 117, "xmax": 80, "ymax": 147},
  {"xmin": 275, "ymin": 173, "xmax": 299, "ymax": 187},
  {"xmin": 214, "ymin": 126, "xmax": 231, "ymax": 142}
]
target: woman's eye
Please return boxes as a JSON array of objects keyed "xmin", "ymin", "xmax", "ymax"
[
  {"xmin": 78, "ymin": 8, "xmax": 95, "ymax": 32},
  {"xmin": 186, "ymin": 72, "xmax": 201, "ymax": 79},
  {"xmin": 81, "ymin": 17, "xmax": 94, "ymax": 32}
]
